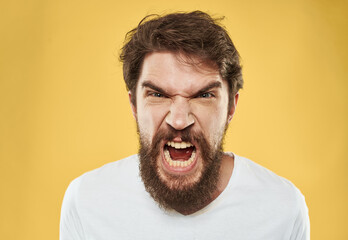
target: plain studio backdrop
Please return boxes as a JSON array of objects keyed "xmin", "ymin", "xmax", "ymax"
[{"xmin": 0, "ymin": 0, "xmax": 347, "ymax": 239}]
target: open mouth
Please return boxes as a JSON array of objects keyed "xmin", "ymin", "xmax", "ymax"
[{"xmin": 162, "ymin": 141, "xmax": 197, "ymax": 171}]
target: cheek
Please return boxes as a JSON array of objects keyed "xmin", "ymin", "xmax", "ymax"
[
  {"xmin": 137, "ymin": 104, "xmax": 168, "ymax": 136},
  {"xmin": 192, "ymin": 103, "xmax": 228, "ymax": 141},
  {"xmin": 194, "ymin": 101, "xmax": 228, "ymax": 123},
  {"xmin": 203, "ymin": 110, "xmax": 227, "ymax": 132}
]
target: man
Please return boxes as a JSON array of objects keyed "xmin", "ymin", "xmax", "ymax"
[{"xmin": 60, "ymin": 11, "xmax": 310, "ymax": 239}]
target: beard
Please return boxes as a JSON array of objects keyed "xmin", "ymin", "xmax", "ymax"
[{"xmin": 138, "ymin": 126, "xmax": 225, "ymax": 214}]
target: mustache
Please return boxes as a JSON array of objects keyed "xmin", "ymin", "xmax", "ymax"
[{"xmin": 151, "ymin": 126, "xmax": 202, "ymax": 146}]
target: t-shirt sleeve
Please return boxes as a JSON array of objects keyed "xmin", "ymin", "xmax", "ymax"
[
  {"xmin": 60, "ymin": 178, "xmax": 85, "ymax": 240},
  {"xmin": 289, "ymin": 190, "xmax": 310, "ymax": 240}
]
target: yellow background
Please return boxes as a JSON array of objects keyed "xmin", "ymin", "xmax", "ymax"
[{"xmin": 1, "ymin": 0, "xmax": 347, "ymax": 239}]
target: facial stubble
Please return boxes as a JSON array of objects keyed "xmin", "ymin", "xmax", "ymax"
[{"xmin": 138, "ymin": 126, "xmax": 225, "ymax": 214}]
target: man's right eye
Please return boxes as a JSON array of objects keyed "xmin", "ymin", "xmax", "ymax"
[{"xmin": 150, "ymin": 92, "xmax": 164, "ymax": 98}]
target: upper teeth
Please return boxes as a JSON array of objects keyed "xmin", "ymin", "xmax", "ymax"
[{"xmin": 166, "ymin": 141, "xmax": 193, "ymax": 149}]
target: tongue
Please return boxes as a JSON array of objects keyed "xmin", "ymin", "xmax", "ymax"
[{"xmin": 168, "ymin": 146, "xmax": 194, "ymax": 161}]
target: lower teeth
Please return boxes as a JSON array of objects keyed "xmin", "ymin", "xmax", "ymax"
[{"xmin": 164, "ymin": 149, "xmax": 196, "ymax": 167}]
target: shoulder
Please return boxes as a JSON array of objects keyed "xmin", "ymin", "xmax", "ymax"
[
  {"xmin": 233, "ymin": 153, "xmax": 308, "ymax": 217},
  {"xmin": 234, "ymin": 154, "xmax": 309, "ymax": 237},
  {"xmin": 61, "ymin": 154, "xmax": 141, "ymax": 211},
  {"xmin": 235, "ymin": 154, "xmax": 301, "ymax": 193},
  {"xmin": 60, "ymin": 155, "xmax": 142, "ymax": 238},
  {"xmin": 62, "ymin": 154, "xmax": 140, "ymax": 206},
  {"xmin": 78, "ymin": 154, "xmax": 139, "ymax": 185}
]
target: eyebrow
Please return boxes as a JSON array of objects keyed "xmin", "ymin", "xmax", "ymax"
[
  {"xmin": 195, "ymin": 81, "xmax": 222, "ymax": 96},
  {"xmin": 141, "ymin": 80, "xmax": 222, "ymax": 96},
  {"xmin": 142, "ymin": 81, "xmax": 169, "ymax": 95}
]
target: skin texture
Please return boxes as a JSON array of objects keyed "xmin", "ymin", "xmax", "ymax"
[{"xmin": 130, "ymin": 51, "xmax": 239, "ymax": 214}]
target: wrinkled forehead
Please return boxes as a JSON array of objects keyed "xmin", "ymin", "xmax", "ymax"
[
  {"xmin": 137, "ymin": 52, "xmax": 225, "ymax": 96},
  {"xmin": 170, "ymin": 51, "xmax": 218, "ymax": 71}
]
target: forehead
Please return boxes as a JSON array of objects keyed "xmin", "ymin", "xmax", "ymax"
[{"xmin": 137, "ymin": 52, "xmax": 226, "ymax": 96}]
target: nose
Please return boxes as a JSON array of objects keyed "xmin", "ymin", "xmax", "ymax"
[{"xmin": 165, "ymin": 97, "xmax": 194, "ymax": 130}]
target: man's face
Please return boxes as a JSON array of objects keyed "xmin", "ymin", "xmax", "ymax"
[{"xmin": 131, "ymin": 52, "xmax": 237, "ymax": 212}]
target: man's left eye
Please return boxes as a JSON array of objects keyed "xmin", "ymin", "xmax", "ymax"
[{"xmin": 198, "ymin": 92, "xmax": 213, "ymax": 98}]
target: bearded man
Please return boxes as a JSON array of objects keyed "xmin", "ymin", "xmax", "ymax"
[{"xmin": 60, "ymin": 11, "xmax": 310, "ymax": 240}]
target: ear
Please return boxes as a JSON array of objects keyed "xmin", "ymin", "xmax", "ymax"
[
  {"xmin": 227, "ymin": 92, "xmax": 239, "ymax": 124},
  {"xmin": 128, "ymin": 91, "xmax": 137, "ymax": 120}
]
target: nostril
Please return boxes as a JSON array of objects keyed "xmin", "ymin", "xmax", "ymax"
[{"xmin": 166, "ymin": 112, "xmax": 194, "ymax": 131}]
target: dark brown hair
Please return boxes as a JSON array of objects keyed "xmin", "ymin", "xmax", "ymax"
[{"xmin": 120, "ymin": 11, "xmax": 243, "ymax": 109}]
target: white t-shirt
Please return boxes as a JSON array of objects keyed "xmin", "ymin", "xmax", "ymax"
[{"xmin": 60, "ymin": 153, "xmax": 310, "ymax": 240}]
